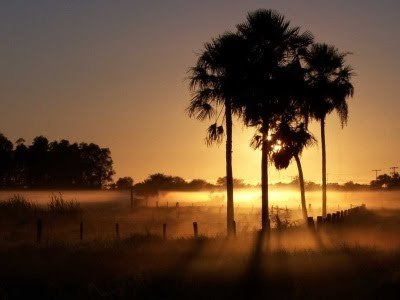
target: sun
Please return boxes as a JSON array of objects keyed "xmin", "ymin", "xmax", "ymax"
[{"xmin": 272, "ymin": 140, "xmax": 283, "ymax": 153}]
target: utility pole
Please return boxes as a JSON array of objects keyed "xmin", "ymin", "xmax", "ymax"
[
  {"xmin": 390, "ymin": 166, "xmax": 398, "ymax": 176},
  {"xmin": 372, "ymin": 169, "xmax": 381, "ymax": 180}
]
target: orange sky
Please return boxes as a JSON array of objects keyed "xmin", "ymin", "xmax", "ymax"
[{"xmin": 1, "ymin": 1, "xmax": 399, "ymax": 184}]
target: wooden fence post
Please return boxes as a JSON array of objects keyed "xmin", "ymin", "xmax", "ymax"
[
  {"xmin": 317, "ymin": 216, "xmax": 323, "ymax": 229},
  {"xmin": 336, "ymin": 211, "xmax": 341, "ymax": 222},
  {"xmin": 36, "ymin": 218, "xmax": 42, "ymax": 243},
  {"xmin": 193, "ymin": 222, "xmax": 198, "ymax": 238},
  {"xmin": 163, "ymin": 223, "xmax": 167, "ymax": 240},
  {"xmin": 326, "ymin": 213, "xmax": 332, "ymax": 224},
  {"xmin": 115, "ymin": 223, "xmax": 120, "ymax": 240},
  {"xmin": 307, "ymin": 217, "xmax": 315, "ymax": 229},
  {"xmin": 130, "ymin": 186, "xmax": 134, "ymax": 209},
  {"xmin": 80, "ymin": 221, "xmax": 83, "ymax": 241}
]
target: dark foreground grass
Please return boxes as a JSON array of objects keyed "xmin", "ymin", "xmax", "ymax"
[
  {"xmin": 0, "ymin": 235, "xmax": 399, "ymax": 299},
  {"xmin": 0, "ymin": 206, "xmax": 399, "ymax": 299}
]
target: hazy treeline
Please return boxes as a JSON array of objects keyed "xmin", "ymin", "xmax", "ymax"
[
  {"xmin": 133, "ymin": 173, "xmax": 216, "ymax": 196},
  {"xmin": 0, "ymin": 133, "xmax": 114, "ymax": 189},
  {"xmin": 130, "ymin": 173, "xmax": 400, "ymax": 197},
  {"xmin": 370, "ymin": 173, "xmax": 400, "ymax": 190}
]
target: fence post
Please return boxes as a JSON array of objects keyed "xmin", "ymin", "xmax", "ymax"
[
  {"xmin": 130, "ymin": 186, "xmax": 136, "ymax": 208},
  {"xmin": 336, "ymin": 211, "xmax": 341, "ymax": 222},
  {"xmin": 307, "ymin": 217, "xmax": 315, "ymax": 230},
  {"xmin": 163, "ymin": 223, "xmax": 167, "ymax": 240},
  {"xmin": 326, "ymin": 213, "xmax": 332, "ymax": 224},
  {"xmin": 317, "ymin": 216, "xmax": 323, "ymax": 229},
  {"xmin": 36, "ymin": 218, "xmax": 42, "ymax": 243},
  {"xmin": 80, "ymin": 221, "xmax": 83, "ymax": 241},
  {"xmin": 193, "ymin": 222, "xmax": 198, "ymax": 238},
  {"xmin": 115, "ymin": 223, "xmax": 120, "ymax": 240}
]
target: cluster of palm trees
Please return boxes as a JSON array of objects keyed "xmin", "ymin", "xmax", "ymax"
[{"xmin": 187, "ymin": 9, "xmax": 354, "ymax": 236}]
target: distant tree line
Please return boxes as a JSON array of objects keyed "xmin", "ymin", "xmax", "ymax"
[
  {"xmin": 132, "ymin": 173, "xmax": 215, "ymax": 197},
  {"xmin": 0, "ymin": 133, "xmax": 114, "ymax": 189},
  {"xmin": 122, "ymin": 173, "xmax": 395, "ymax": 198},
  {"xmin": 370, "ymin": 173, "xmax": 400, "ymax": 190}
]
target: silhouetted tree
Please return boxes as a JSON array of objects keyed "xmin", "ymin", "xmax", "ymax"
[
  {"xmin": 116, "ymin": 177, "xmax": 134, "ymax": 189},
  {"xmin": 269, "ymin": 121, "xmax": 316, "ymax": 222},
  {"xmin": 48, "ymin": 140, "xmax": 81, "ymax": 187},
  {"xmin": 187, "ymin": 32, "xmax": 248, "ymax": 235},
  {"xmin": 370, "ymin": 173, "xmax": 400, "ymax": 189},
  {"xmin": 303, "ymin": 43, "xmax": 354, "ymax": 217},
  {"xmin": 27, "ymin": 136, "xmax": 50, "ymax": 187},
  {"xmin": 0, "ymin": 134, "xmax": 115, "ymax": 189},
  {"xmin": 13, "ymin": 139, "xmax": 28, "ymax": 186},
  {"xmin": 0, "ymin": 133, "xmax": 13, "ymax": 187},
  {"xmin": 237, "ymin": 9, "xmax": 313, "ymax": 232},
  {"xmin": 187, "ymin": 179, "xmax": 214, "ymax": 190},
  {"xmin": 79, "ymin": 143, "xmax": 114, "ymax": 189},
  {"xmin": 216, "ymin": 176, "xmax": 247, "ymax": 188}
]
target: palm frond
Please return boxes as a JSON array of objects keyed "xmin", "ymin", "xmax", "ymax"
[
  {"xmin": 205, "ymin": 123, "xmax": 224, "ymax": 146},
  {"xmin": 186, "ymin": 97, "xmax": 216, "ymax": 120},
  {"xmin": 250, "ymin": 133, "xmax": 263, "ymax": 149}
]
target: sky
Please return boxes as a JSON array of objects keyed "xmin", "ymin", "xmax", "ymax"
[{"xmin": 1, "ymin": 0, "xmax": 399, "ymax": 184}]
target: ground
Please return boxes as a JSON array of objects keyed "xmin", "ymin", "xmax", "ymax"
[{"xmin": 0, "ymin": 198, "xmax": 399, "ymax": 299}]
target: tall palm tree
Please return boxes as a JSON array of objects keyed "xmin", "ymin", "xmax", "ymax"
[
  {"xmin": 269, "ymin": 121, "xmax": 316, "ymax": 222},
  {"xmin": 303, "ymin": 43, "xmax": 354, "ymax": 217},
  {"xmin": 187, "ymin": 32, "xmax": 247, "ymax": 236},
  {"xmin": 237, "ymin": 9, "xmax": 313, "ymax": 233}
]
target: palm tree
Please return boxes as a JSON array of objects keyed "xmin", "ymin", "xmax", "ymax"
[
  {"xmin": 237, "ymin": 9, "xmax": 313, "ymax": 233},
  {"xmin": 303, "ymin": 43, "xmax": 354, "ymax": 217},
  {"xmin": 269, "ymin": 121, "xmax": 316, "ymax": 222},
  {"xmin": 187, "ymin": 32, "xmax": 247, "ymax": 236}
]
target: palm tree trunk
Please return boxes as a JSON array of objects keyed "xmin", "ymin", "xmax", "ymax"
[
  {"xmin": 294, "ymin": 154, "xmax": 308, "ymax": 222},
  {"xmin": 225, "ymin": 99, "xmax": 234, "ymax": 236},
  {"xmin": 261, "ymin": 131, "xmax": 270, "ymax": 234},
  {"xmin": 321, "ymin": 117, "xmax": 327, "ymax": 217}
]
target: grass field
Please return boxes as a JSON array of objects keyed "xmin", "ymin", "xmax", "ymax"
[{"xmin": 0, "ymin": 192, "xmax": 399, "ymax": 299}]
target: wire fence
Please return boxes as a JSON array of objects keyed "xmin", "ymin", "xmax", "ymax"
[{"xmin": 0, "ymin": 203, "xmax": 367, "ymax": 246}]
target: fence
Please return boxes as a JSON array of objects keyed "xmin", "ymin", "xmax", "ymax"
[
  {"xmin": 0, "ymin": 203, "xmax": 367, "ymax": 245},
  {"xmin": 306, "ymin": 204, "xmax": 367, "ymax": 230}
]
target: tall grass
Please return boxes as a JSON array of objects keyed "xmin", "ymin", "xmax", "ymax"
[
  {"xmin": 0, "ymin": 193, "xmax": 82, "ymax": 220},
  {"xmin": 47, "ymin": 193, "xmax": 81, "ymax": 216},
  {"xmin": 0, "ymin": 194, "xmax": 38, "ymax": 219}
]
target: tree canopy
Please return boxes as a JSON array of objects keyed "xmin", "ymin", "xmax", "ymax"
[{"xmin": 0, "ymin": 133, "xmax": 114, "ymax": 189}]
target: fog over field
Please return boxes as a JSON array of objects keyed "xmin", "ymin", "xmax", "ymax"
[{"xmin": 1, "ymin": 189, "xmax": 399, "ymax": 211}]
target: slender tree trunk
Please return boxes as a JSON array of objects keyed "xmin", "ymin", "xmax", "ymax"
[
  {"xmin": 294, "ymin": 154, "xmax": 308, "ymax": 222},
  {"xmin": 225, "ymin": 99, "xmax": 234, "ymax": 236},
  {"xmin": 321, "ymin": 117, "xmax": 327, "ymax": 217},
  {"xmin": 261, "ymin": 130, "xmax": 270, "ymax": 234}
]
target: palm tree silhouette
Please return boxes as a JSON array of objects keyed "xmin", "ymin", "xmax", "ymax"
[
  {"xmin": 237, "ymin": 9, "xmax": 313, "ymax": 233},
  {"xmin": 303, "ymin": 43, "xmax": 354, "ymax": 217},
  {"xmin": 269, "ymin": 120, "xmax": 316, "ymax": 222},
  {"xmin": 187, "ymin": 32, "xmax": 247, "ymax": 236}
]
